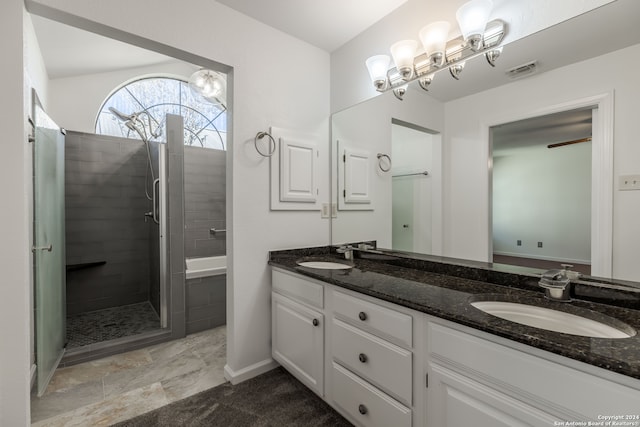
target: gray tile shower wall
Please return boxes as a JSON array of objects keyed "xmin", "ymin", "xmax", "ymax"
[
  {"xmin": 65, "ymin": 132, "xmax": 154, "ymax": 316},
  {"xmin": 185, "ymin": 275, "xmax": 226, "ymax": 334},
  {"xmin": 183, "ymin": 146, "xmax": 226, "ymax": 259}
]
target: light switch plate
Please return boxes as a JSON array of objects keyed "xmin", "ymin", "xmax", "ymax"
[
  {"xmin": 619, "ymin": 174, "xmax": 640, "ymax": 191},
  {"xmin": 321, "ymin": 203, "xmax": 330, "ymax": 218},
  {"xmin": 331, "ymin": 203, "xmax": 338, "ymax": 218}
]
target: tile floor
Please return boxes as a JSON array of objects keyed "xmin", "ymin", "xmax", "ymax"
[
  {"xmin": 66, "ymin": 302, "xmax": 161, "ymax": 348},
  {"xmin": 31, "ymin": 325, "xmax": 227, "ymax": 426}
]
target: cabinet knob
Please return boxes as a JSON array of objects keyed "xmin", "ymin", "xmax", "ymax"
[
  {"xmin": 312, "ymin": 318, "xmax": 319, "ymax": 327},
  {"xmin": 358, "ymin": 404, "xmax": 368, "ymax": 415},
  {"xmin": 358, "ymin": 311, "xmax": 367, "ymax": 321},
  {"xmin": 358, "ymin": 353, "xmax": 368, "ymax": 363}
]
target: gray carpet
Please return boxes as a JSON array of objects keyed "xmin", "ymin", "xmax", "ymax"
[{"xmin": 112, "ymin": 367, "xmax": 353, "ymax": 426}]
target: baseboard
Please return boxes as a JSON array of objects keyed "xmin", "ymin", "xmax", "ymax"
[
  {"xmin": 493, "ymin": 251, "xmax": 590, "ymax": 265},
  {"xmin": 224, "ymin": 358, "xmax": 279, "ymax": 385}
]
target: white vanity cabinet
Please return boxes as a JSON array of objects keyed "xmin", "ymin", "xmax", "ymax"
[
  {"xmin": 425, "ymin": 321, "xmax": 640, "ymax": 426},
  {"xmin": 271, "ymin": 270, "xmax": 324, "ymax": 396},
  {"xmin": 271, "ymin": 268, "xmax": 640, "ymax": 427}
]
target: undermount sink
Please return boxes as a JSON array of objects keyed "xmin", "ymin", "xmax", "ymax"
[
  {"xmin": 470, "ymin": 300, "xmax": 635, "ymax": 339},
  {"xmin": 297, "ymin": 261, "xmax": 353, "ymax": 270}
]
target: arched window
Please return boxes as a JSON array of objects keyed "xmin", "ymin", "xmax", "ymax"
[{"xmin": 95, "ymin": 76, "xmax": 227, "ymax": 150}]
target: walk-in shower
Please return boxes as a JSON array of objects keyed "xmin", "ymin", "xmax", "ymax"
[
  {"xmin": 55, "ymin": 74, "xmax": 227, "ymax": 365},
  {"xmin": 63, "ymin": 119, "xmax": 170, "ymax": 353}
]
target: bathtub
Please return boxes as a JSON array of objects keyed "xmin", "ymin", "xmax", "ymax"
[{"xmin": 185, "ymin": 256, "xmax": 227, "ymax": 280}]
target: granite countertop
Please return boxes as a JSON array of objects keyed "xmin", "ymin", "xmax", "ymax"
[{"xmin": 268, "ymin": 246, "xmax": 640, "ymax": 381}]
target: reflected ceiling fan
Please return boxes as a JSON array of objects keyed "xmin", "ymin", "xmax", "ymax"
[{"xmin": 547, "ymin": 136, "xmax": 591, "ymax": 149}]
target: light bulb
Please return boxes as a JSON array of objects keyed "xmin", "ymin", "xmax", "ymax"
[
  {"xmin": 419, "ymin": 21, "xmax": 450, "ymax": 67},
  {"xmin": 456, "ymin": 0, "xmax": 493, "ymax": 51},
  {"xmin": 365, "ymin": 55, "xmax": 391, "ymax": 90},
  {"xmin": 390, "ymin": 40, "xmax": 418, "ymax": 80}
]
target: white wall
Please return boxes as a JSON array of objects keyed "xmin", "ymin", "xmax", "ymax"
[
  {"xmin": 0, "ymin": 2, "xmax": 34, "ymax": 425},
  {"xmin": 444, "ymin": 43, "xmax": 640, "ymax": 281},
  {"xmin": 330, "ymin": 0, "xmax": 614, "ymax": 113},
  {"xmin": 492, "ymin": 143, "xmax": 591, "ymax": 263},
  {"xmin": 47, "ymin": 61, "xmax": 198, "ymax": 133},
  {"xmin": 331, "ymin": 89, "xmax": 443, "ymax": 248}
]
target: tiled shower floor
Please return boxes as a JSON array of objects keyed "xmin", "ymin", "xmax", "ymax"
[{"xmin": 66, "ymin": 302, "xmax": 161, "ymax": 348}]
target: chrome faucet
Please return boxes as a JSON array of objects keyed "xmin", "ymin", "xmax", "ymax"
[
  {"xmin": 539, "ymin": 264, "xmax": 580, "ymax": 301},
  {"xmin": 336, "ymin": 245, "xmax": 355, "ymax": 261}
]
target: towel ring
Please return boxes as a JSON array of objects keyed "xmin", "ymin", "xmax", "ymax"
[
  {"xmin": 377, "ymin": 153, "xmax": 392, "ymax": 172},
  {"xmin": 255, "ymin": 131, "xmax": 276, "ymax": 157}
]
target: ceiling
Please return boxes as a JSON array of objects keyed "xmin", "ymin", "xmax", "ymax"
[
  {"xmin": 31, "ymin": 0, "xmax": 640, "ymax": 104},
  {"xmin": 31, "ymin": 0, "xmax": 409, "ymax": 79},
  {"xmin": 31, "ymin": 15, "xmax": 175, "ymax": 79},
  {"xmin": 216, "ymin": 0, "xmax": 408, "ymax": 52},
  {"xmin": 492, "ymin": 109, "xmax": 593, "ymax": 156}
]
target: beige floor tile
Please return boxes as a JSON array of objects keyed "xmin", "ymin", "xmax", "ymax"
[
  {"xmin": 161, "ymin": 364, "xmax": 227, "ymax": 402},
  {"xmin": 30, "ymin": 327, "xmax": 226, "ymax": 425},
  {"xmin": 44, "ymin": 349, "xmax": 152, "ymax": 394},
  {"xmin": 31, "ymin": 379, "xmax": 103, "ymax": 423},
  {"xmin": 32, "ymin": 382, "xmax": 168, "ymax": 427},
  {"xmin": 102, "ymin": 348, "xmax": 206, "ymax": 398}
]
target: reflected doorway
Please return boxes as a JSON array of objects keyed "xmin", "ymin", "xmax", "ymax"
[
  {"xmin": 491, "ymin": 108, "xmax": 593, "ymax": 275},
  {"xmin": 391, "ymin": 120, "xmax": 438, "ymax": 254}
]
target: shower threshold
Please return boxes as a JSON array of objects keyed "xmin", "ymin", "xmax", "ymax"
[{"xmin": 62, "ymin": 302, "xmax": 170, "ymax": 366}]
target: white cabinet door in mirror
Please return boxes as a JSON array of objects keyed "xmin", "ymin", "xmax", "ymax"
[{"xmin": 338, "ymin": 140, "xmax": 373, "ymax": 210}]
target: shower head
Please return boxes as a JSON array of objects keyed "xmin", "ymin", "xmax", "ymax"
[{"xmin": 109, "ymin": 107, "xmax": 136, "ymax": 122}]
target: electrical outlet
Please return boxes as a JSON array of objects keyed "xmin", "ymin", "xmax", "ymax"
[
  {"xmin": 321, "ymin": 203, "xmax": 330, "ymax": 218},
  {"xmin": 619, "ymin": 174, "xmax": 640, "ymax": 191},
  {"xmin": 517, "ymin": 240, "xmax": 522, "ymax": 246},
  {"xmin": 538, "ymin": 241, "xmax": 543, "ymax": 248}
]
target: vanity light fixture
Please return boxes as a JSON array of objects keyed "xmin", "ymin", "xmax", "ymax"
[{"xmin": 365, "ymin": 0, "xmax": 506, "ymax": 99}]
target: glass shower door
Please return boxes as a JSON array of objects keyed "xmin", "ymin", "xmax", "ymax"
[{"xmin": 33, "ymin": 103, "xmax": 66, "ymax": 396}]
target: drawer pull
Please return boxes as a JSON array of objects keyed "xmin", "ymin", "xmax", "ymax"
[
  {"xmin": 358, "ymin": 353, "xmax": 368, "ymax": 363},
  {"xmin": 358, "ymin": 404, "xmax": 368, "ymax": 415},
  {"xmin": 358, "ymin": 311, "xmax": 367, "ymax": 321},
  {"xmin": 312, "ymin": 318, "xmax": 319, "ymax": 327}
]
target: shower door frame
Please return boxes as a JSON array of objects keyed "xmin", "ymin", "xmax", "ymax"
[{"xmin": 158, "ymin": 144, "xmax": 168, "ymax": 328}]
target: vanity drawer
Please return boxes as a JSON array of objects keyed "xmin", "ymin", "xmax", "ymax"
[
  {"xmin": 332, "ymin": 318, "xmax": 412, "ymax": 405},
  {"xmin": 331, "ymin": 362, "xmax": 411, "ymax": 427},
  {"xmin": 272, "ymin": 269, "xmax": 323, "ymax": 309},
  {"xmin": 332, "ymin": 290, "xmax": 412, "ymax": 347}
]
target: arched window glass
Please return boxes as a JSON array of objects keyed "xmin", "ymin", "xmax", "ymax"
[{"xmin": 95, "ymin": 76, "xmax": 227, "ymax": 150}]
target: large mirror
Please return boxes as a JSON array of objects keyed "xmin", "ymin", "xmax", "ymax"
[{"xmin": 330, "ymin": 0, "xmax": 640, "ymax": 283}]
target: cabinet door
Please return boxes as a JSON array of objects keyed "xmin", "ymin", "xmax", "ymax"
[
  {"xmin": 272, "ymin": 292, "xmax": 324, "ymax": 396},
  {"xmin": 279, "ymin": 137, "xmax": 318, "ymax": 203},
  {"xmin": 427, "ymin": 363, "xmax": 557, "ymax": 427}
]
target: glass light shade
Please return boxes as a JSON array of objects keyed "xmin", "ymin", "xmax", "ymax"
[
  {"xmin": 456, "ymin": 0, "xmax": 493, "ymax": 42},
  {"xmin": 365, "ymin": 55, "xmax": 391, "ymax": 86},
  {"xmin": 390, "ymin": 40, "xmax": 418, "ymax": 79},
  {"xmin": 189, "ymin": 69, "xmax": 226, "ymax": 104},
  {"xmin": 419, "ymin": 21, "xmax": 451, "ymax": 58}
]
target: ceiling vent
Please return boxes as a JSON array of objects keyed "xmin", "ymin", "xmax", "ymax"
[{"xmin": 505, "ymin": 61, "xmax": 538, "ymax": 79}]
